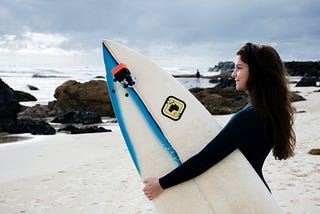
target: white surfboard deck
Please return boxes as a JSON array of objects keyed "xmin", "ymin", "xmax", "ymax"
[{"xmin": 102, "ymin": 40, "xmax": 282, "ymax": 213}]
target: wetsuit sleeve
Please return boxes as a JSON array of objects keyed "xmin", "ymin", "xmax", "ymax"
[{"xmin": 159, "ymin": 109, "xmax": 255, "ymax": 189}]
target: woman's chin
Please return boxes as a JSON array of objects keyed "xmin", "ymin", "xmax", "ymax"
[{"xmin": 235, "ymin": 85, "xmax": 246, "ymax": 92}]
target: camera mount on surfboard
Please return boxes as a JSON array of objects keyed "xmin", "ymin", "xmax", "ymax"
[{"xmin": 111, "ymin": 63, "xmax": 136, "ymax": 88}]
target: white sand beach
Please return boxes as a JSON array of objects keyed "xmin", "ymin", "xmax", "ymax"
[{"xmin": 0, "ymin": 85, "xmax": 319, "ymax": 214}]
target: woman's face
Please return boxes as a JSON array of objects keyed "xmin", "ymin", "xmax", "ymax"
[{"xmin": 231, "ymin": 55, "xmax": 249, "ymax": 93}]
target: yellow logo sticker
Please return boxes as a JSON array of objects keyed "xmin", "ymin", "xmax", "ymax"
[{"xmin": 161, "ymin": 96, "xmax": 186, "ymax": 121}]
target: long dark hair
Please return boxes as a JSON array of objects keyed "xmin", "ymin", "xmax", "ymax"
[{"xmin": 237, "ymin": 43, "xmax": 295, "ymax": 160}]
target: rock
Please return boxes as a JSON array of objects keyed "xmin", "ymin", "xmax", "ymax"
[
  {"xmin": 296, "ymin": 76, "xmax": 319, "ymax": 87},
  {"xmin": 296, "ymin": 110, "xmax": 306, "ymax": 113},
  {"xmin": 9, "ymin": 116, "xmax": 56, "ymax": 135},
  {"xmin": 290, "ymin": 92, "xmax": 306, "ymax": 102},
  {"xmin": 0, "ymin": 79, "xmax": 20, "ymax": 132},
  {"xmin": 14, "ymin": 90, "xmax": 37, "ymax": 102},
  {"xmin": 51, "ymin": 111, "xmax": 102, "ymax": 125},
  {"xmin": 285, "ymin": 61, "xmax": 320, "ymax": 77},
  {"xmin": 32, "ymin": 74, "xmax": 69, "ymax": 78},
  {"xmin": 58, "ymin": 124, "xmax": 111, "ymax": 134},
  {"xmin": 209, "ymin": 72, "xmax": 235, "ymax": 88},
  {"xmin": 308, "ymin": 148, "xmax": 320, "ymax": 155},
  {"xmin": 213, "ymin": 78, "xmax": 235, "ymax": 89},
  {"xmin": 50, "ymin": 80, "xmax": 113, "ymax": 116},
  {"xmin": 18, "ymin": 104, "xmax": 53, "ymax": 118},
  {"xmin": 94, "ymin": 76, "xmax": 105, "ymax": 79},
  {"xmin": 27, "ymin": 84, "xmax": 39, "ymax": 90},
  {"xmin": 190, "ymin": 87, "xmax": 248, "ymax": 115},
  {"xmin": 208, "ymin": 61, "xmax": 235, "ymax": 73},
  {"xmin": 189, "ymin": 86, "xmax": 305, "ymax": 115}
]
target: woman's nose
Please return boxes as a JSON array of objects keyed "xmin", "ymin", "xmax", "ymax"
[{"xmin": 231, "ymin": 70, "xmax": 236, "ymax": 78}]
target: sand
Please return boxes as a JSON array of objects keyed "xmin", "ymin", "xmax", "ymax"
[{"xmin": 0, "ymin": 85, "xmax": 319, "ymax": 214}]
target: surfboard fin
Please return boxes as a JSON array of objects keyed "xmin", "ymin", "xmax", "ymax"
[{"xmin": 111, "ymin": 63, "xmax": 136, "ymax": 87}]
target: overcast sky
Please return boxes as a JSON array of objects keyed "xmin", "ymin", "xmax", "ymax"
[{"xmin": 0, "ymin": 0, "xmax": 319, "ymax": 71}]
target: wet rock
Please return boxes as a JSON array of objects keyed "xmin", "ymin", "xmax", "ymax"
[
  {"xmin": 14, "ymin": 90, "xmax": 37, "ymax": 102},
  {"xmin": 58, "ymin": 124, "xmax": 111, "ymax": 134},
  {"xmin": 213, "ymin": 77, "xmax": 235, "ymax": 89},
  {"xmin": 296, "ymin": 76, "xmax": 319, "ymax": 87},
  {"xmin": 18, "ymin": 104, "xmax": 53, "ymax": 118},
  {"xmin": 51, "ymin": 111, "xmax": 102, "ymax": 125},
  {"xmin": 9, "ymin": 116, "xmax": 56, "ymax": 135},
  {"xmin": 94, "ymin": 76, "xmax": 105, "ymax": 79},
  {"xmin": 0, "ymin": 79, "xmax": 20, "ymax": 132},
  {"xmin": 209, "ymin": 72, "xmax": 235, "ymax": 88},
  {"xmin": 27, "ymin": 84, "xmax": 39, "ymax": 90}
]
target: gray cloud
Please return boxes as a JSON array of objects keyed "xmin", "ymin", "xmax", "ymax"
[{"xmin": 0, "ymin": 0, "xmax": 319, "ymax": 69}]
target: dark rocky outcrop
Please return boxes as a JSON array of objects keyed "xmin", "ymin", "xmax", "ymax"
[
  {"xmin": 9, "ymin": 116, "xmax": 56, "ymax": 135},
  {"xmin": 285, "ymin": 61, "xmax": 320, "ymax": 77},
  {"xmin": 51, "ymin": 111, "xmax": 102, "ymax": 125},
  {"xmin": 208, "ymin": 61, "xmax": 235, "ymax": 73},
  {"xmin": 1, "ymin": 79, "xmax": 55, "ymax": 135},
  {"xmin": 0, "ymin": 79, "xmax": 20, "ymax": 132},
  {"xmin": 296, "ymin": 77, "xmax": 319, "ymax": 87},
  {"xmin": 14, "ymin": 90, "xmax": 37, "ymax": 102}
]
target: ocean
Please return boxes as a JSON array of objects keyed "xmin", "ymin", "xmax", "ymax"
[{"xmin": 0, "ymin": 66, "xmax": 219, "ymax": 106}]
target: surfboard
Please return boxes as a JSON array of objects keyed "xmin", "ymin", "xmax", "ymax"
[{"xmin": 102, "ymin": 40, "xmax": 282, "ymax": 213}]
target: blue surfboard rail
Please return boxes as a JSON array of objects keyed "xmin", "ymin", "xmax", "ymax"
[
  {"xmin": 102, "ymin": 42, "xmax": 181, "ymax": 174},
  {"xmin": 102, "ymin": 44, "xmax": 140, "ymax": 172}
]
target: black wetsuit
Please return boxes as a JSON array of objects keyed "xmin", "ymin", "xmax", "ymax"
[{"xmin": 159, "ymin": 103, "xmax": 274, "ymax": 191}]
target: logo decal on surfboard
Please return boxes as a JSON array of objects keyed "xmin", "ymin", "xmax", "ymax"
[{"xmin": 161, "ymin": 96, "xmax": 186, "ymax": 121}]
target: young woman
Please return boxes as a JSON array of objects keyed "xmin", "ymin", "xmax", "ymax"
[{"xmin": 143, "ymin": 42, "xmax": 296, "ymax": 200}]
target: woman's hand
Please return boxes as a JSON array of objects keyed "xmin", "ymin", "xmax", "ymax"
[{"xmin": 143, "ymin": 177, "xmax": 164, "ymax": 200}]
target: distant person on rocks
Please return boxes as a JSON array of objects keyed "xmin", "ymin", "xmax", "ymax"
[
  {"xmin": 195, "ymin": 69, "xmax": 200, "ymax": 87},
  {"xmin": 143, "ymin": 42, "xmax": 296, "ymax": 200},
  {"xmin": 196, "ymin": 69, "xmax": 200, "ymax": 78}
]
